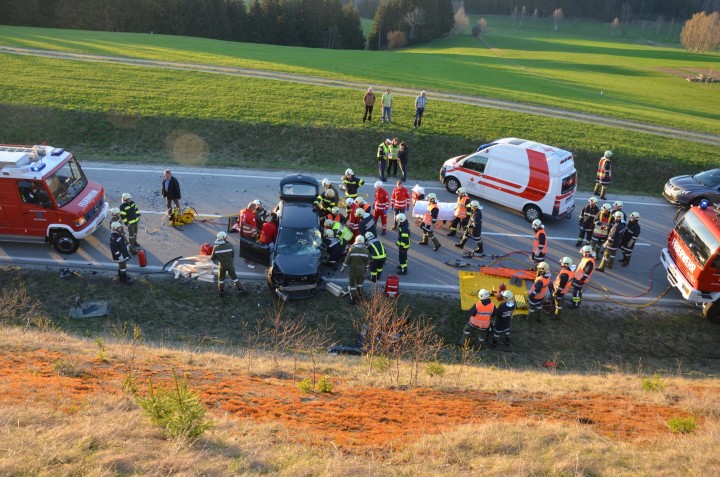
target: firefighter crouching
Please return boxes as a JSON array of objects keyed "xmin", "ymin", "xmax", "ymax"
[
  {"xmin": 365, "ymin": 232, "xmax": 387, "ymax": 283},
  {"xmin": 460, "ymin": 288, "xmax": 495, "ymax": 347},
  {"xmin": 396, "ymin": 212, "xmax": 410, "ymax": 275},
  {"xmin": 530, "ymin": 219, "xmax": 547, "ymax": 269},
  {"xmin": 110, "ymin": 222, "xmax": 133, "ymax": 285},
  {"xmin": 571, "ymin": 245, "xmax": 595, "ymax": 308},
  {"xmin": 490, "ymin": 290, "xmax": 515, "ymax": 348},
  {"xmin": 575, "ymin": 196, "xmax": 599, "ymax": 247},
  {"xmin": 211, "ymin": 231, "xmax": 247, "ymax": 298},
  {"xmin": 619, "ymin": 212, "xmax": 641, "ymax": 267},
  {"xmin": 591, "ymin": 203, "xmax": 613, "ymax": 256},
  {"xmin": 419, "ymin": 192, "xmax": 441, "ymax": 251},
  {"xmin": 553, "ymin": 257, "xmax": 574, "ymax": 319},
  {"xmin": 597, "ymin": 211, "xmax": 626, "ymax": 272},
  {"xmin": 341, "ymin": 235, "xmax": 371, "ymax": 305},
  {"xmin": 528, "ymin": 261, "xmax": 551, "ymax": 322},
  {"xmin": 454, "ymin": 200, "xmax": 484, "ymax": 256},
  {"xmin": 447, "ymin": 187, "xmax": 469, "ymax": 237}
]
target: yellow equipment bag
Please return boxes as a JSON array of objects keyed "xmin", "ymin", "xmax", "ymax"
[{"xmin": 458, "ymin": 270, "xmax": 528, "ymax": 313}]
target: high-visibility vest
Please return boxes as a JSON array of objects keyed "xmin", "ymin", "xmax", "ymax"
[
  {"xmin": 422, "ymin": 203, "xmax": 438, "ymax": 227},
  {"xmin": 392, "ymin": 187, "xmax": 411, "ymax": 210},
  {"xmin": 574, "ymin": 256, "xmax": 595, "ymax": 282},
  {"xmin": 240, "ymin": 208, "xmax": 257, "ymax": 236},
  {"xmin": 529, "ymin": 274, "xmax": 550, "ymax": 301},
  {"xmin": 593, "ymin": 211, "xmax": 612, "ymax": 237},
  {"xmin": 533, "ymin": 229, "xmax": 547, "ymax": 255},
  {"xmin": 333, "ymin": 222, "xmax": 353, "ymax": 243},
  {"xmin": 377, "ymin": 143, "xmax": 391, "ymax": 159},
  {"xmin": 470, "ymin": 300, "xmax": 494, "ymax": 329},
  {"xmin": 554, "ymin": 268, "xmax": 573, "ymax": 295},
  {"xmin": 454, "ymin": 195, "xmax": 469, "ymax": 219},
  {"xmin": 597, "ymin": 157, "xmax": 611, "ymax": 182},
  {"xmin": 368, "ymin": 239, "xmax": 387, "ymax": 260},
  {"xmin": 374, "ymin": 188, "xmax": 389, "ymax": 211},
  {"xmin": 120, "ymin": 202, "xmax": 140, "ymax": 225}
]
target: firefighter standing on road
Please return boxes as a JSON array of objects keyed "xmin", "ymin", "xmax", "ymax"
[
  {"xmin": 593, "ymin": 150, "xmax": 613, "ymax": 200},
  {"xmin": 612, "ymin": 200, "xmax": 626, "ymax": 222},
  {"xmin": 591, "ymin": 203, "xmax": 613, "ymax": 256},
  {"xmin": 341, "ymin": 235, "xmax": 371, "ymax": 304},
  {"xmin": 619, "ymin": 212, "xmax": 641, "ymax": 267},
  {"xmin": 489, "ymin": 290, "xmax": 515, "ymax": 348},
  {"xmin": 211, "ymin": 231, "xmax": 247, "ymax": 299},
  {"xmin": 365, "ymin": 232, "xmax": 387, "ymax": 282},
  {"xmin": 447, "ymin": 187, "xmax": 469, "ymax": 237},
  {"xmin": 395, "ymin": 212, "xmax": 410, "ymax": 275},
  {"xmin": 120, "ymin": 193, "xmax": 141, "ymax": 248},
  {"xmin": 373, "ymin": 181, "xmax": 390, "ymax": 235},
  {"xmin": 528, "ymin": 261, "xmax": 552, "ymax": 322},
  {"xmin": 419, "ymin": 193, "xmax": 441, "ymax": 251},
  {"xmin": 454, "ymin": 200, "xmax": 484, "ymax": 256},
  {"xmin": 597, "ymin": 211, "xmax": 626, "ymax": 272},
  {"xmin": 575, "ymin": 196, "xmax": 599, "ymax": 247},
  {"xmin": 531, "ymin": 219, "xmax": 547, "ymax": 269},
  {"xmin": 553, "ymin": 257, "xmax": 574, "ymax": 319},
  {"xmin": 340, "ymin": 168, "xmax": 364, "ymax": 200},
  {"xmin": 110, "ymin": 222, "xmax": 133, "ymax": 285},
  {"xmin": 571, "ymin": 245, "xmax": 596, "ymax": 308},
  {"xmin": 460, "ymin": 289, "xmax": 495, "ymax": 347}
]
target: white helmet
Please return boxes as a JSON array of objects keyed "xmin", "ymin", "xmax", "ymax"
[
  {"xmin": 355, "ymin": 197, "xmax": 365, "ymax": 205},
  {"xmin": 469, "ymin": 200, "xmax": 480, "ymax": 208},
  {"xmin": 613, "ymin": 200, "xmax": 623, "ymax": 209},
  {"xmin": 477, "ymin": 289, "xmax": 491, "ymax": 300},
  {"xmin": 321, "ymin": 178, "xmax": 331, "ymax": 187},
  {"xmin": 588, "ymin": 197, "xmax": 598, "ymax": 205},
  {"xmin": 601, "ymin": 203, "xmax": 612, "ymax": 211},
  {"xmin": 355, "ymin": 208, "xmax": 364, "ymax": 217},
  {"xmin": 630, "ymin": 211, "xmax": 640, "ymax": 221},
  {"xmin": 345, "ymin": 198, "xmax": 355, "ymax": 206},
  {"xmin": 253, "ymin": 199, "xmax": 263, "ymax": 207},
  {"xmin": 457, "ymin": 187, "xmax": 467, "ymax": 195},
  {"xmin": 331, "ymin": 206, "xmax": 340, "ymax": 214},
  {"xmin": 536, "ymin": 262, "xmax": 550, "ymax": 273},
  {"xmin": 121, "ymin": 193, "xmax": 132, "ymax": 201},
  {"xmin": 396, "ymin": 213, "xmax": 407, "ymax": 223},
  {"xmin": 325, "ymin": 189, "xmax": 335, "ymax": 198},
  {"xmin": 581, "ymin": 245, "xmax": 593, "ymax": 256},
  {"xmin": 345, "ymin": 168, "xmax": 354, "ymax": 176},
  {"xmin": 354, "ymin": 235, "xmax": 365, "ymax": 244},
  {"xmin": 216, "ymin": 231, "xmax": 227, "ymax": 240},
  {"xmin": 501, "ymin": 290, "xmax": 514, "ymax": 302},
  {"xmin": 365, "ymin": 232, "xmax": 375, "ymax": 241},
  {"xmin": 374, "ymin": 181, "xmax": 384, "ymax": 188},
  {"xmin": 110, "ymin": 207, "xmax": 121, "ymax": 215},
  {"xmin": 532, "ymin": 219, "xmax": 543, "ymax": 228},
  {"xmin": 324, "ymin": 229, "xmax": 334, "ymax": 238},
  {"xmin": 110, "ymin": 221, "xmax": 123, "ymax": 231},
  {"xmin": 561, "ymin": 256, "xmax": 573, "ymax": 267},
  {"xmin": 604, "ymin": 150, "xmax": 613, "ymax": 158},
  {"xmin": 426, "ymin": 193, "xmax": 437, "ymax": 202},
  {"xmin": 613, "ymin": 211, "xmax": 624, "ymax": 220}
]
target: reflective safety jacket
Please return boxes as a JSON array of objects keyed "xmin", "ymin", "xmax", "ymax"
[
  {"xmin": 573, "ymin": 256, "xmax": 595, "ymax": 284},
  {"xmin": 367, "ymin": 238, "xmax": 387, "ymax": 261},
  {"xmin": 343, "ymin": 175, "xmax": 364, "ymax": 198},
  {"xmin": 396, "ymin": 221, "xmax": 410, "ymax": 250},
  {"xmin": 359, "ymin": 213, "xmax": 377, "ymax": 237},
  {"xmin": 239, "ymin": 208, "xmax": 258, "ymax": 237},
  {"xmin": 377, "ymin": 142, "xmax": 391, "ymax": 159},
  {"xmin": 620, "ymin": 221, "xmax": 641, "ymax": 253},
  {"xmin": 528, "ymin": 272, "xmax": 551, "ymax": 302},
  {"xmin": 454, "ymin": 195, "xmax": 469, "ymax": 219},
  {"xmin": 596, "ymin": 157, "xmax": 612, "ymax": 184},
  {"xmin": 533, "ymin": 228, "xmax": 547, "ymax": 255},
  {"xmin": 469, "ymin": 299, "xmax": 495, "ymax": 329},
  {"xmin": 422, "ymin": 203, "xmax": 439, "ymax": 230},
  {"xmin": 579, "ymin": 203, "xmax": 599, "ymax": 230},
  {"xmin": 391, "ymin": 186, "xmax": 411, "ymax": 210},
  {"xmin": 592, "ymin": 210, "xmax": 612, "ymax": 238},
  {"xmin": 465, "ymin": 207, "xmax": 483, "ymax": 240},
  {"xmin": 604, "ymin": 220, "xmax": 626, "ymax": 250},
  {"xmin": 492, "ymin": 300, "xmax": 515, "ymax": 333},
  {"xmin": 120, "ymin": 201, "xmax": 141, "ymax": 225},
  {"xmin": 332, "ymin": 221, "xmax": 354, "ymax": 244},
  {"xmin": 344, "ymin": 244, "xmax": 370, "ymax": 272},
  {"xmin": 374, "ymin": 187, "xmax": 390, "ymax": 211},
  {"xmin": 554, "ymin": 267, "xmax": 573, "ymax": 295},
  {"xmin": 211, "ymin": 240, "xmax": 235, "ymax": 267},
  {"xmin": 109, "ymin": 231, "xmax": 131, "ymax": 263}
]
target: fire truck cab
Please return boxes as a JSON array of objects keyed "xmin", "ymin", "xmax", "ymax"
[
  {"xmin": 660, "ymin": 201, "xmax": 720, "ymax": 322},
  {"xmin": 0, "ymin": 144, "xmax": 108, "ymax": 254}
]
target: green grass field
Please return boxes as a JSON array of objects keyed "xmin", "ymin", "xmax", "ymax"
[{"xmin": 0, "ymin": 21, "xmax": 718, "ymax": 195}]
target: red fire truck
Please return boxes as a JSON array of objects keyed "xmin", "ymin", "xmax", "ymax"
[
  {"xmin": 0, "ymin": 144, "xmax": 108, "ymax": 254},
  {"xmin": 660, "ymin": 201, "xmax": 720, "ymax": 322}
]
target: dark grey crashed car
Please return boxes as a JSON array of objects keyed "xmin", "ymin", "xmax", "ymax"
[
  {"xmin": 239, "ymin": 174, "xmax": 323, "ymax": 300},
  {"xmin": 663, "ymin": 169, "xmax": 720, "ymax": 207}
]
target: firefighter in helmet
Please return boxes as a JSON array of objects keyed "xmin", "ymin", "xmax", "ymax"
[
  {"xmin": 455, "ymin": 200, "xmax": 484, "ymax": 257},
  {"xmin": 419, "ymin": 193, "xmax": 441, "ymax": 251},
  {"xmin": 365, "ymin": 232, "xmax": 387, "ymax": 283},
  {"xmin": 575, "ymin": 196, "xmax": 599, "ymax": 247},
  {"xmin": 553, "ymin": 257, "xmax": 574, "ymax": 319},
  {"xmin": 591, "ymin": 203, "xmax": 613, "ymax": 256},
  {"xmin": 340, "ymin": 168, "xmax": 364, "ymax": 199},
  {"xmin": 528, "ymin": 261, "xmax": 551, "ymax": 322},
  {"xmin": 593, "ymin": 149, "xmax": 613, "ymax": 200},
  {"xmin": 619, "ymin": 212, "xmax": 641, "ymax": 267},
  {"xmin": 460, "ymin": 288, "xmax": 495, "ymax": 347},
  {"xmin": 119, "ymin": 192, "xmax": 141, "ymax": 248},
  {"xmin": 109, "ymin": 222, "xmax": 133, "ymax": 285},
  {"xmin": 571, "ymin": 245, "xmax": 596, "ymax": 308},
  {"xmin": 395, "ymin": 212, "xmax": 410, "ymax": 275},
  {"xmin": 531, "ymin": 219, "xmax": 547, "ymax": 270},
  {"xmin": 447, "ymin": 187, "xmax": 469, "ymax": 237},
  {"xmin": 489, "ymin": 290, "xmax": 515, "ymax": 348},
  {"xmin": 211, "ymin": 231, "xmax": 247, "ymax": 298},
  {"xmin": 597, "ymin": 211, "xmax": 626, "ymax": 272},
  {"xmin": 341, "ymin": 235, "xmax": 371, "ymax": 304}
]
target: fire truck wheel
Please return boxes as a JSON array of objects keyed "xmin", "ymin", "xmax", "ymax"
[
  {"xmin": 52, "ymin": 230, "xmax": 79, "ymax": 255},
  {"xmin": 703, "ymin": 301, "xmax": 720, "ymax": 324}
]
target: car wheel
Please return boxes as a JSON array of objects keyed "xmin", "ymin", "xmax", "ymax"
[
  {"xmin": 523, "ymin": 205, "xmax": 542, "ymax": 223},
  {"xmin": 445, "ymin": 177, "xmax": 461, "ymax": 194},
  {"xmin": 52, "ymin": 230, "xmax": 79, "ymax": 254},
  {"xmin": 703, "ymin": 300, "xmax": 720, "ymax": 324}
]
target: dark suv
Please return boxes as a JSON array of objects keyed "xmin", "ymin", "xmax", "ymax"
[{"xmin": 239, "ymin": 174, "xmax": 323, "ymax": 300}]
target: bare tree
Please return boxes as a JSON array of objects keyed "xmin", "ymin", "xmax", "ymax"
[
  {"xmin": 681, "ymin": 11, "xmax": 720, "ymax": 53},
  {"xmin": 533, "ymin": 8, "xmax": 539, "ymax": 24},
  {"xmin": 553, "ymin": 8, "xmax": 563, "ymax": 31},
  {"xmin": 452, "ymin": 6, "xmax": 469, "ymax": 35},
  {"xmin": 610, "ymin": 17, "xmax": 620, "ymax": 36},
  {"xmin": 520, "ymin": 6, "xmax": 527, "ymax": 27},
  {"xmin": 511, "ymin": 6, "xmax": 518, "ymax": 27},
  {"xmin": 655, "ymin": 15, "xmax": 664, "ymax": 38},
  {"xmin": 387, "ymin": 30, "xmax": 408, "ymax": 49},
  {"xmin": 472, "ymin": 17, "xmax": 487, "ymax": 38},
  {"xmin": 404, "ymin": 6, "xmax": 425, "ymax": 42}
]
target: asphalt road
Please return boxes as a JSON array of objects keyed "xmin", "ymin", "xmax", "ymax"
[{"xmin": 0, "ymin": 163, "xmax": 687, "ymax": 307}]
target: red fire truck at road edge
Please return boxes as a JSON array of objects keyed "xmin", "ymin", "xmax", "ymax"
[
  {"xmin": 0, "ymin": 144, "xmax": 108, "ymax": 254},
  {"xmin": 660, "ymin": 201, "xmax": 720, "ymax": 323}
]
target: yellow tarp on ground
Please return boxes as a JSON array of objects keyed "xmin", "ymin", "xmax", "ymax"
[{"xmin": 458, "ymin": 271, "xmax": 529, "ymax": 313}]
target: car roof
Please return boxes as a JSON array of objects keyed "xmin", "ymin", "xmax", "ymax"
[{"xmin": 279, "ymin": 202, "xmax": 318, "ymax": 228}]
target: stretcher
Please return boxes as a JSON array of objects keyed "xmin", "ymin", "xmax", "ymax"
[{"xmin": 412, "ymin": 200, "xmax": 456, "ymax": 229}]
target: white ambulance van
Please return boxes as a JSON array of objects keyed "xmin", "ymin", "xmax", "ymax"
[{"xmin": 439, "ymin": 137, "xmax": 577, "ymax": 222}]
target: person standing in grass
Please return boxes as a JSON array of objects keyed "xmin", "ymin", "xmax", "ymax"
[
  {"xmin": 414, "ymin": 91, "xmax": 427, "ymax": 128},
  {"xmin": 362, "ymin": 87, "xmax": 375, "ymax": 123},
  {"xmin": 381, "ymin": 88, "xmax": 393, "ymax": 124},
  {"xmin": 387, "ymin": 137, "xmax": 400, "ymax": 177}
]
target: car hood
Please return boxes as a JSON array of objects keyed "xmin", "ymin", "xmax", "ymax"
[
  {"xmin": 669, "ymin": 175, "xmax": 706, "ymax": 191},
  {"xmin": 443, "ymin": 155, "xmax": 468, "ymax": 168},
  {"xmin": 273, "ymin": 253, "xmax": 320, "ymax": 276}
]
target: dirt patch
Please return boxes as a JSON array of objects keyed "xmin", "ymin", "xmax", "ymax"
[
  {"xmin": 655, "ymin": 66, "xmax": 717, "ymax": 80},
  {"xmin": 0, "ymin": 349, "xmax": 706, "ymax": 452}
]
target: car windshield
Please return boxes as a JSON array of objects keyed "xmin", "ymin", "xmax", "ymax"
[
  {"xmin": 45, "ymin": 156, "xmax": 88, "ymax": 207},
  {"xmin": 276, "ymin": 227, "xmax": 322, "ymax": 256},
  {"xmin": 692, "ymin": 169, "xmax": 720, "ymax": 187},
  {"xmin": 675, "ymin": 213, "xmax": 720, "ymax": 266}
]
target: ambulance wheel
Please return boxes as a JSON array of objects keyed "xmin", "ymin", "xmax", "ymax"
[
  {"xmin": 523, "ymin": 205, "xmax": 542, "ymax": 223},
  {"xmin": 703, "ymin": 301, "xmax": 720, "ymax": 324},
  {"xmin": 444, "ymin": 177, "xmax": 461, "ymax": 194},
  {"xmin": 52, "ymin": 230, "xmax": 79, "ymax": 254}
]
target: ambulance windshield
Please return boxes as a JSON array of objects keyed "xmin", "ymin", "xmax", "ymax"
[
  {"xmin": 675, "ymin": 213, "xmax": 720, "ymax": 267},
  {"xmin": 44, "ymin": 157, "xmax": 88, "ymax": 207}
]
